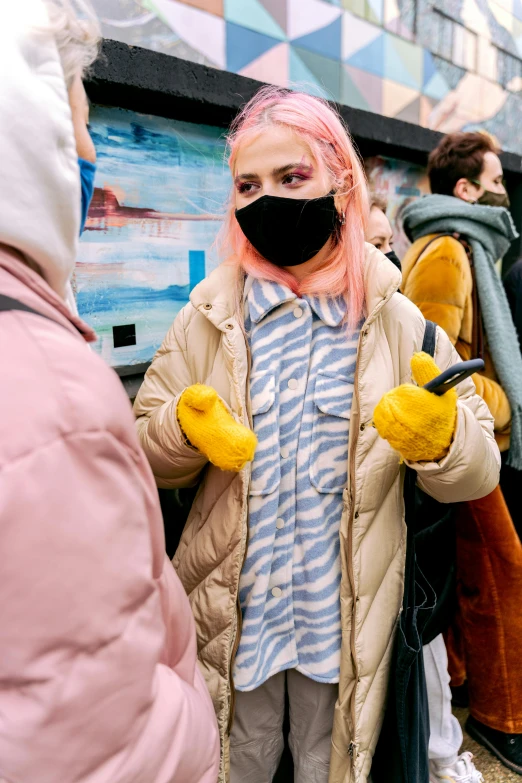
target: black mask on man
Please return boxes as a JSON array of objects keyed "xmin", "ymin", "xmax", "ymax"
[
  {"xmin": 477, "ymin": 190, "xmax": 510, "ymax": 209},
  {"xmin": 385, "ymin": 249, "xmax": 402, "ymax": 271},
  {"xmin": 235, "ymin": 193, "xmax": 339, "ymax": 267}
]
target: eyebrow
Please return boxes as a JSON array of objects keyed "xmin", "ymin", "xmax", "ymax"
[{"xmin": 234, "ymin": 162, "xmax": 313, "ymax": 184}]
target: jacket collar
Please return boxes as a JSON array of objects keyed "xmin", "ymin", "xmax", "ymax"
[
  {"xmin": 245, "ymin": 277, "xmax": 347, "ymax": 326},
  {"xmin": 190, "ymin": 244, "xmax": 401, "ymax": 329}
]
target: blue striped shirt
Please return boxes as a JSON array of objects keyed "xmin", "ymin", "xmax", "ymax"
[{"xmin": 233, "ymin": 277, "xmax": 360, "ymax": 691}]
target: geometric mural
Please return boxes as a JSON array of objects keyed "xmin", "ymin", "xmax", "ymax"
[{"xmin": 92, "ymin": 0, "xmax": 522, "ymax": 155}]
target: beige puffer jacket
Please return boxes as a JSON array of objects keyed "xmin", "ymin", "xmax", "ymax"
[{"xmin": 134, "ymin": 244, "xmax": 500, "ymax": 783}]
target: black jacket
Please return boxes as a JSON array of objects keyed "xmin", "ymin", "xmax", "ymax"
[{"xmin": 504, "ymin": 259, "xmax": 522, "ymax": 349}]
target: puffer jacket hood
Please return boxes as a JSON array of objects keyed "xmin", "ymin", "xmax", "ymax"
[{"xmin": 0, "ymin": 0, "xmax": 80, "ymax": 301}]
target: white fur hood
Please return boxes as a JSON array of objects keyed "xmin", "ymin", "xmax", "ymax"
[{"xmin": 0, "ymin": 0, "xmax": 80, "ymax": 301}]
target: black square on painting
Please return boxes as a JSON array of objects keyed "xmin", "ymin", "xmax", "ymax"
[{"xmin": 113, "ymin": 323, "xmax": 136, "ymax": 348}]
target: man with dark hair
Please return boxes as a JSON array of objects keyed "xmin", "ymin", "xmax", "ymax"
[
  {"xmin": 427, "ymin": 132, "xmax": 508, "ymax": 203},
  {"xmin": 400, "ymin": 131, "xmax": 522, "ymax": 776}
]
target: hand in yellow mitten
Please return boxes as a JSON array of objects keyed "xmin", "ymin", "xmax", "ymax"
[
  {"xmin": 177, "ymin": 384, "xmax": 257, "ymax": 472},
  {"xmin": 373, "ymin": 352, "xmax": 458, "ymax": 462}
]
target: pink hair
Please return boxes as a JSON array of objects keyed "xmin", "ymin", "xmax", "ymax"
[{"xmin": 219, "ymin": 86, "xmax": 369, "ymax": 329}]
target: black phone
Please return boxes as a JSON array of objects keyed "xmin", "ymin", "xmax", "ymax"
[{"xmin": 423, "ymin": 359, "xmax": 485, "ymax": 396}]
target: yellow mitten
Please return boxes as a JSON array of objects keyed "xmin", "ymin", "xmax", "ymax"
[
  {"xmin": 177, "ymin": 384, "xmax": 257, "ymax": 472},
  {"xmin": 373, "ymin": 352, "xmax": 458, "ymax": 462}
]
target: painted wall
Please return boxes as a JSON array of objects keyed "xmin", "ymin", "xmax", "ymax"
[
  {"xmin": 92, "ymin": 0, "xmax": 522, "ymax": 155},
  {"xmin": 77, "ymin": 105, "xmax": 426, "ymax": 367},
  {"xmin": 76, "ymin": 106, "xmax": 229, "ymax": 367}
]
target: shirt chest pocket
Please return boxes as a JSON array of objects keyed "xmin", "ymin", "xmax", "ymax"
[
  {"xmin": 310, "ymin": 372, "xmax": 353, "ymax": 494},
  {"xmin": 249, "ymin": 373, "xmax": 281, "ymax": 496}
]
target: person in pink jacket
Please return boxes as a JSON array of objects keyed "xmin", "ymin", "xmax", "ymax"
[{"xmin": 0, "ymin": 2, "xmax": 219, "ymax": 782}]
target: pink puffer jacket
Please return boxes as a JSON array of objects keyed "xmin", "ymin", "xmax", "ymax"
[{"xmin": 0, "ymin": 247, "xmax": 219, "ymax": 783}]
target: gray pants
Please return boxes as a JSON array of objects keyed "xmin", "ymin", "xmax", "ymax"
[{"xmin": 230, "ymin": 669, "xmax": 337, "ymax": 783}]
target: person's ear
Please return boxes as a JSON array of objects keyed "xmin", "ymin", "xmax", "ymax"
[
  {"xmin": 334, "ymin": 192, "xmax": 348, "ymax": 221},
  {"xmin": 453, "ymin": 177, "xmax": 479, "ymax": 203}
]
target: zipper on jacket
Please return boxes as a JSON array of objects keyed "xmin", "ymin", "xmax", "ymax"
[
  {"xmin": 346, "ymin": 335, "xmax": 362, "ymax": 765},
  {"xmin": 227, "ymin": 595, "xmax": 243, "ymax": 734},
  {"xmin": 226, "ymin": 338, "xmax": 252, "ymax": 736},
  {"xmin": 344, "ymin": 285, "xmax": 400, "ymax": 771}
]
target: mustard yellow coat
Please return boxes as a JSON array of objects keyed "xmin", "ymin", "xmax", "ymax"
[{"xmin": 402, "ymin": 234, "xmax": 512, "ymax": 451}]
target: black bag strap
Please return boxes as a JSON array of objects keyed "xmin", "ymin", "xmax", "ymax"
[
  {"xmin": 0, "ymin": 294, "xmax": 56, "ymax": 320},
  {"xmin": 0, "ymin": 293, "xmax": 81, "ymax": 333},
  {"xmin": 421, "ymin": 319, "xmax": 437, "ymax": 357},
  {"xmin": 402, "ymin": 318, "xmax": 437, "ymax": 611}
]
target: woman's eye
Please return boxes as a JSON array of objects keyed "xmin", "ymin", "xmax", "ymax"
[
  {"xmin": 282, "ymin": 173, "xmax": 306, "ymax": 186},
  {"xmin": 237, "ymin": 182, "xmax": 258, "ymax": 194}
]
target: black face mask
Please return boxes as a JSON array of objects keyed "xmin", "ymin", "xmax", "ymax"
[
  {"xmin": 470, "ymin": 179, "xmax": 510, "ymax": 209},
  {"xmin": 235, "ymin": 193, "xmax": 339, "ymax": 267},
  {"xmin": 385, "ymin": 249, "xmax": 402, "ymax": 271},
  {"xmin": 477, "ymin": 190, "xmax": 510, "ymax": 209}
]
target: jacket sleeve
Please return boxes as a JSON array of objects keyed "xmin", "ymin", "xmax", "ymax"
[
  {"xmin": 470, "ymin": 372, "xmax": 511, "ymax": 434},
  {"xmin": 134, "ymin": 306, "xmax": 208, "ymax": 489},
  {"xmin": 407, "ymin": 326, "xmax": 500, "ymax": 503},
  {"xmin": 403, "ymin": 236, "xmax": 511, "ymax": 434},
  {"xmin": 0, "ymin": 431, "xmax": 219, "ymax": 783}
]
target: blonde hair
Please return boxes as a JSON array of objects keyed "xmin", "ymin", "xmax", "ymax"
[
  {"xmin": 370, "ymin": 192, "xmax": 388, "ymax": 214},
  {"xmin": 42, "ymin": 0, "xmax": 100, "ymax": 86},
  {"xmin": 220, "ymin": 86, "xmax": 369, "ymax": 330}
]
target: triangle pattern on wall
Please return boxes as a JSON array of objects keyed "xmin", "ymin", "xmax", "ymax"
[
  {"xmin": 259, "ymin": 0, "xmax": 288, "ymax": 34},
  {"xmin": 341, "ymin": 66, "xmax": 372, "ymax": 111},
  {"xmin": 224, "ymin": 0, "xmax": 285, "ymax": 40},
  {"xmin": 382, "ymin": 79, "xmax": 419, "ymax": 117},
  {"xmin": 394, "ymin": 95, "xmax": 421, "ymax": 124},
  {"xmin": 384, "ymin": 35, "xmax": 421, "ymax": 89},
  {"xmin": 286, "ymin": 0, "xmax": 342, "ymax": 40},
  {"xmin": 291, "ymin": 16, "xmax": 342, "ymax": 60},
  {"xmin": 148, "ymin": 0, "xmax": 226, "ymax": 67},
  {"xmin": 343, "ymin": 64, "xmax": 382, "ymax": 113},
  {"xmin": 291, "ymin": 45, "xmax": 341, "ymax": 100},
  {"xmin": 226, "ymin": 21, "xmax": 280, "ymax": 72},
  {"xmin": 289, "ymin": 47, "xmax": 329, "ymax": 97},
  {"xmin": 342, "ymin": 13, "xmax": 382, "ymax": 61},
  {"xmin": 365, "ymin": 0, "xmax": 383, "ymax": 25},
  {"xmin": 423, "ymin": 50, "xmax": 437, "ymax": 88},
  {"xmin": 422, "ymin": 70, "xmax": 450, "ymax": 101},
  {"xmin": 345, "ymin": 34, "xmax": 385, "ymax": 78},
  {"xmin": 239, "ymin": 42, "xmax": 290, "ymax": 86}
]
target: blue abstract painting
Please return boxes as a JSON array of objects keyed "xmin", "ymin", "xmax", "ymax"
[{"xmin": 76, "ymin": 106, "xmax": 231, "ymax": 368}]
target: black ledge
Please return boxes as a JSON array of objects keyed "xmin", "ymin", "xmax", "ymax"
[{"xmin": 87, "ymin": 40, "xmax": 522, "ymax": 174}]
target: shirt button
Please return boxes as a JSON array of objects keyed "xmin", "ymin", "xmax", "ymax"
[
  {"xmin": 293, "ymin": 307, "xmax": 303, "ymax": 318},
  {"xmin": 276, "ymin": 518, "xmax": 284, "ymax": 529},
  {"xmin": 288, "ymin": 378, "xmax": 298, "ymax": 390},
  {"xmin": 271, "ymin": 586, "xmax": 282, "ymax": 598},
  {"xmin": 280, "ymin": 446, "xmax": 290, "ymax": 459}
]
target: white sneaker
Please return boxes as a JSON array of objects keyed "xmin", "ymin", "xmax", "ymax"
[{"xmin": 429, "ymin": 752, "xmax": 484, "ymax": 782}]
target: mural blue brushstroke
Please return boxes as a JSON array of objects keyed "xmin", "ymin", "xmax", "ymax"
[{"xmin": 76, "ymin": 106, "xmax": 231, "ymax": 368}]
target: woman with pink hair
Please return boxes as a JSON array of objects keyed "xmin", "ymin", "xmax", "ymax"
[{"xmin": 135, "ymin": 87, "xmax": 499, "ymax": 783}]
